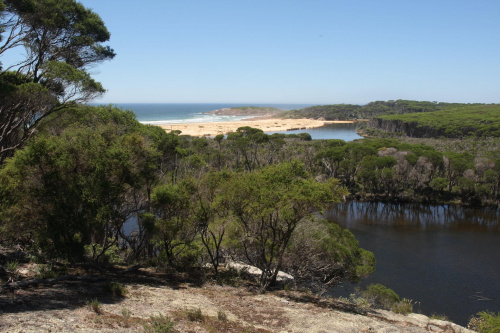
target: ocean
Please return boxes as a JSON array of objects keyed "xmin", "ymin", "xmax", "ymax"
[{"xmin": 111, "ymin": 103, "xmax": 311, "ymax": 124}]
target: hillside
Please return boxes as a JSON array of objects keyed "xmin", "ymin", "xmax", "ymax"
[
  {"xmin": 0, "ymin": 267, "xmax": 474, "ymax": 333},
  {"xmin": 281, "ymin": 100, "xmax": 489, "ymax": 121},
  {"xmin": 370, "ymin": 104, "xmax": 500, "ymax": 138}
]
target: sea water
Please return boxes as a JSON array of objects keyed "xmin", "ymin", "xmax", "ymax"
[{"xmin": 113, "ymin": 103, "xmax": 311, "ymax": 124}]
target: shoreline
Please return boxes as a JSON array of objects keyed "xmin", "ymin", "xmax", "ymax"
[{"xmin": 158, "ymin": 117, "xmax": 355, "ymax": 136}]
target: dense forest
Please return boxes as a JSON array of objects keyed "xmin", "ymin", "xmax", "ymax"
[
  {"xmin": 369, "ymin": 104, "xmax": 500, "ymax": 138},
  {"xmin": 281, "ymin": 100, "xmax": 484, "ymax": 120},
  {"xmin": 0, "ymin": 105, "xmax": 376, "ymax": 291}
]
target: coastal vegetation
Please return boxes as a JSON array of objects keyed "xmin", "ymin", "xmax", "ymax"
[
  {"xmin": 370, "ymin": 104, "xmax": 500, "ymax": 138},
  {"xmin": 0, "ymin": 104, "xmax": 375, "ymax": 292},
  {"xmin": 281, "ymin": 100, "xmax": 483, "ymax": 120},
  {"xmin": 0, "ymin": 0, "xmax": 115, "ymax": 164},
  {"xmin": 0, "ymin": 1, "xmax": 497, "ymax": 330}
]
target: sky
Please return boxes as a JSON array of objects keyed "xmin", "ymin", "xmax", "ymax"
[{"xmin": 6, "ymin": 0, "xmax": 500, "ymax": 104}]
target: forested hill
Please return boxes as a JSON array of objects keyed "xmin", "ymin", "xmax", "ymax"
[
  {"xmin": 370, "ymin": 104, "xmax": 500, "ymax": 138},
  {"xmin": 281, "ymin": 100, "xmax": 487, "ymax": 120}
]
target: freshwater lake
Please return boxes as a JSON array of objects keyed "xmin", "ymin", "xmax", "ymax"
[{"xmin": 327, "ymin": 202, "xmax": 500, "ymax": 325}]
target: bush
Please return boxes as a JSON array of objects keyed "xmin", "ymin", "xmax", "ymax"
[
  {"xmin": 430, "ymin": 313, "xmax": 450, "ymax": 321},
  {"xmin": 217, "ymin": 310, "xmax": 228, "ymax": 322},
  {"xmin": 103, "ymin": 282, "xmax": 127, "ymax": 297},
  {"xmin": 391, "ymin": 298, "xmax": 413, "ymax": 315},
  {"xmin": 469, "ymin": 311, "xmax": 500, "ymax": 333},
  {"xmin": 361, "ymin": 283, "xmax": 400, "ymax": 309},
  {"xmin": 88, "ymin": 298, "xmax": 101, "ymax": 314},
  {"xmin": 143, "ymin": 313, "xmax": 175, "ymax": 333},
  {"xmin": 186, "ymin": 308, "xmax": 204, "ymax": 322}
]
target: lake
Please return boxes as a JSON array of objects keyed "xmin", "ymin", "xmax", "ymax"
[
  {"xmin": 268, "ymin": 122, "xmax": 363, "ymax": 141},
  {"xmin": 327, "ymin": 201, "xmax": 500, "ymax": 325}
]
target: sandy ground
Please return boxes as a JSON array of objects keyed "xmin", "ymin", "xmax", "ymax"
[
  {"xmin": 0, "ymin": 268, "xmax": 473, "ymax": 333},
  {"xmin": 159, "ymin": 118, "xmax": 354, "ymax": 136}
]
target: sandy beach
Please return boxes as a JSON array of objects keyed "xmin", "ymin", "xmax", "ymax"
[{"xmin": 159, "ymin": 118, "xmax": 354, "ymax": 136}]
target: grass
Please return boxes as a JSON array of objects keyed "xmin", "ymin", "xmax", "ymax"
[
  {"xmin": 88, "ymin": 298, "xmax": 101, "ymax": 314},
  {"xmin": 143, "ymin": 313, "xmax": 175, "ymax": 333},
  {"xmin": 103, "ymin": 281, "xmax": 127, "ymax": 297},
  {"xmin": 430, "ymin": 313, "xmax": 450, "ymax": 321},
  {"xmin": 391, "ymin": 298, "xmax": 414, "ymax": 315},
  {"xmin": 217, "ymin": 310, "xmax": 228, "ymax": 322},
  {"xmin": 186, "ymin": 308, "xmax": 204, "ymax": 322},
  {"xmin": 6, "ymin": 260, "xmax": 19, "ymax": 281}
]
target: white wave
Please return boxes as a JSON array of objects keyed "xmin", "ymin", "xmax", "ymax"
[{"xmin": 140, "ymin": 114, "xmax": 255, "ymax": 125}]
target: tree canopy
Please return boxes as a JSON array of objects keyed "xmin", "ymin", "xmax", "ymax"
[{"xmin": 0, "ymin": 0, "xmax": 114, "ymax": 164}]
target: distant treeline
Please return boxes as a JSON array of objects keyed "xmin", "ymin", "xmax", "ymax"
[
  {"xmin": 369, "ymin": 104, "xmax": 500, "ymax": 138},
  {"xmin": 281, "ymin": 100, "xmax": 483, "ymax": 120}
]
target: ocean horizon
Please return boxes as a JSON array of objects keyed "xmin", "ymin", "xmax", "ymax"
[{"xmin": 90, "ymin": 103, "xmax": 313, "ymax": 125}]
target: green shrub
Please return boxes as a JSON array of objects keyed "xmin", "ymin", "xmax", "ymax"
[
  {"xmin": 186, "ymin": 308, "xmax": 204, "ymax": 322},
  {"xmin": 391, "ymin": 298, "xmax": 413, "ymax": 315},
  {"xmin": 143, "ymin": 313, "xmax": 175, "ymax": 333},
  {"xmin": 85, "ymin": 241, "xmax": 123, "ymax": 265},
  {"xmin": 430, "ymin": 313, "xmax": 450, "ymax": 321},
  {"xmin": 470, "ymin": 311, "xmax": 500, "ymax": 333},
  {"xmin": 348, "ymin": 294, "xmax": 370, "ymax": 309},
  {"xmin": 88, "ymin": 298, "xmax": 101, "ymax": 314},
  {"xmin": 361, "ymin": 283, "xmax": 400, "ymax": 310},
  {"xmin": 6, "ymin": 260, "xmax": 19, "ymax": 281},
  {"xmin": 103, "ymin": 282, "xmax": 127, "ymax": 297},
  {"xmin": 35, "ymin": 263, "xmax": 66, "ymax": 279}
]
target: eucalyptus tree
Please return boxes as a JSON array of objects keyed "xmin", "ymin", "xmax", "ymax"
[
  {"xmin": 0, "ymin": 0, "xmax": 114, "ymax": 164},
  {"xmin": 224, "ymin": 161, "xmax": 349, "ymax": 290},
  {"xmin": 0, "ymin": 106, "xmax": 160, "ymax": 261}
]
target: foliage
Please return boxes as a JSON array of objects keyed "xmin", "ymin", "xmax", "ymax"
[
  {"xmin": 284, "ymin": 218, "xmax": 375, "ymax": 292},
  {"xmin": 5, "ymin": 259, "xmax": 18, "ymax": 281},
  {"xmin": 429, "ymin": 313, "xmax": 450, "ymax": 321},
  {"xmin": 0, "ymin": 0, "xmax": 115, "ymax": 163},
  {"xmin": 223, "ymin": 161, "xmax": 349, "ymax": 289},
  {"xmin": 103, "ymin": 282, "xmax": 127, "ymax": 297},
  {"xmin": 360, "ymin": 283, "xmax": 400, "ymax": 310},
  {"xmin": 143, "ymin": 313, "xmax": 175, "ymax": 333},
  {"xmin": 373, "ymin": 104, "xmax": 500, "ymax": 138},
  {"xmin": 217, "ymin": 310, "xmax": 228, "ymax": 322},
  {"xmin": 282, "ymin": 100, "xmax": 472, "ymax": 120},
  {"xmin": 0, "ymin": 105, "xmax": 163, "ymax": 260},
  {"xmin": 471, "ymin": 311, "xmax": 500, "ymax": 333},
  {"xmin": 186, "ymin": 308, "xmax": 204, "ymax": 322},
  {"xmin": 391, "ymin": 298, "xmax": 414, "ymax": 315},
  {"xmin": 88, "ymin": 298, "xmax": 101, "ymax": 314}
]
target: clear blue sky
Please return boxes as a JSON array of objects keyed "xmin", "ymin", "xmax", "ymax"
[{"xmin": 76, "ymin": 1, "xmax": 500, "ymax": 104}]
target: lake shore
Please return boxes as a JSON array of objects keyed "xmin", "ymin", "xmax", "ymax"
[{"xmin": 159, "ymin": 118, "xmax": 355, "ymax": 136}]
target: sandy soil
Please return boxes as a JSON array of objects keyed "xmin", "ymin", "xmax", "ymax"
[
  {"xmin": 159, "ymin": 118, "xmax": 354, "ymax": 137},
  {"xmin": 0, "ymin": 268, "xmax": 473, "ymax": 333}
]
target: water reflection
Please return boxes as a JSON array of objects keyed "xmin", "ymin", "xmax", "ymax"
[
  {"xmin": 327, "ymin": 201, "xmax": 500, "ymax": 326},
  {"xmin": 327, "ymin": 201, "xmax": 499, "ymax": 231}
]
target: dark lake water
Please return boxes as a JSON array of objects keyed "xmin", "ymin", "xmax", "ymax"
[{"xmin": 327, "ymin": 201, "xmax": 500, "ymax": 326}]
